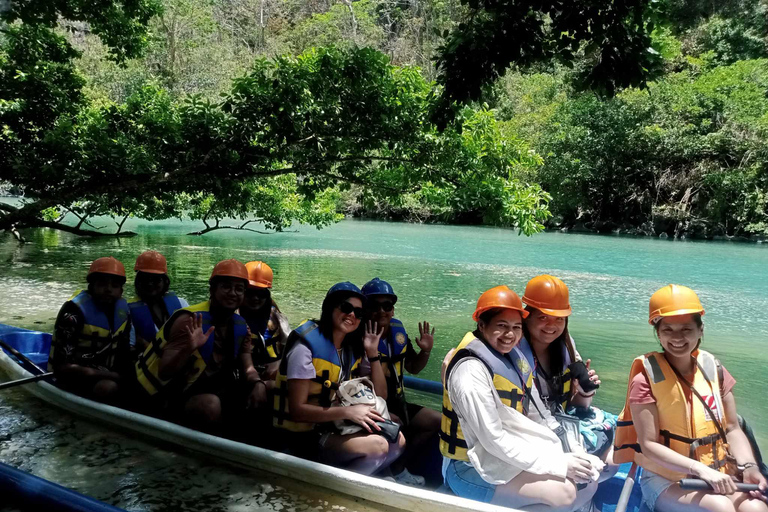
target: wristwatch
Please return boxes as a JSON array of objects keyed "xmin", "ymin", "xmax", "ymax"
[{"xmin": 738, "ymin": 462, "xmax": 758, "ymax": 472}]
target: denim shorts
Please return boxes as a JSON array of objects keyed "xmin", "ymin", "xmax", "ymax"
[
  {"xmin": 444, "ymin": 459, "xmax": 496, "ymax": 503},
  {"xmin": 640, "ymin": 469, "xmax": 675, "ymax": 511}
]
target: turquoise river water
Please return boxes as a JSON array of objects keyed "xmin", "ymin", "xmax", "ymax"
[{"xmin": 0, "ymin": 217, "xmax": 766, "ymax": 510}]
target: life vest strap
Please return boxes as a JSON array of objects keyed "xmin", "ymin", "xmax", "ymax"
[{"xmin": 440, "ymin": 405, "xmax": 466, "ymax": 455}]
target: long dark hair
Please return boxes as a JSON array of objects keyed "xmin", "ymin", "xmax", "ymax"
[
  {"xmin": 522, "ymin": 306, "xmax": 573, "ymax": 372},
  {"xmin": 316, "ymin": 291, "xmax": 365, "ymax": 357}
]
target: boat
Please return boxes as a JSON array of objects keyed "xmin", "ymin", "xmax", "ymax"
[
  {"xmin": 0, "ymin": 323, "xmax": 645, "ymax": 512},
  {"xmin": 0, "ymin": 460, "xmax": 127, "ymax": 512}
]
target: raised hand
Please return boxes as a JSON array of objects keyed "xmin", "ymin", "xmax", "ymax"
[
  {"xmin": 363, "ymin": 320, "xmax": 385, "ymax": 358},
  {"xmin": 185, "ymin": 313, "xmax": 215, "ymax": 350},
  {"xmin": 415, "ymin": 321, "xmax": 435, "ymax": 353}
]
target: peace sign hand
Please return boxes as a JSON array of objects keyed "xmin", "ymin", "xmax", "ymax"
[
  {"xmin": 363, "ymin": 320, "xmax": 385, "ymax": 358},
  {"xmin": 184, "ymin": 313, "xmax": 215, "ymax": 350},
  {"xmin": 416, "ymin": 321, "xmax": 435, "ymax": 353}
]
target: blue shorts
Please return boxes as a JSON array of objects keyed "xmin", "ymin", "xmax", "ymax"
[
  {"xmin": 640, "ymin": 469, "xmax": 675, "ymax": 511},
  {"xmin": 444, "ymin": 459, "xmax": 496, "ymax": 503}
]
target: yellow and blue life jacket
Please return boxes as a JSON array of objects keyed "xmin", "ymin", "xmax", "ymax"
[
  {"xmin": 128, "ymin": 293, "xmax": 184, "ymax": 344},
  {"xmin": 48, "ymin": 290, "xmax": 130, "ymax": 372},
  {"xmin": 440, "ymin": 332, "xmax": 534, "ymax": 461},
  {"xmin": 247, "ymin": 305, "xmax": 282, "ymax": 367},
  {"xmin": 272, "ymin": 320, "xmax": 362, "ymax": 432},
  {"xmin": 135, "ymin": 301, "xmax": 249, "ymax": 397},
  {"xmin": 517, "ymin": 335, "xmax": 575, "ymax": 411},
  {"xmin": 378, "ymin": 318, "xmax": 409, "ymax": 400}
]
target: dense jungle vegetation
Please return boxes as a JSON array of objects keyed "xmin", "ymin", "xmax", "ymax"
[{"xmin": 1, "ymin": 0, "xmax": 767, "ymax": 239}]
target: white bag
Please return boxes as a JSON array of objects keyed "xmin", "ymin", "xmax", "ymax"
[{"xmin": 333, "ymin": 377, "xmax": 391, "ymax": 435}]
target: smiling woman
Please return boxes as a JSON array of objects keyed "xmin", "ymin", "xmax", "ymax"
[
  {"xmin": 614, "ymin": 285, "xmax": 768, "ymax": 512},
  {"xmin": 272, "ymin": 282, "xmax": 406, "ymax": 474}
]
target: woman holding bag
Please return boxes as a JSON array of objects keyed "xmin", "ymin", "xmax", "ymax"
[{"xmin": 272, "ymin": 282, "xmax": 405, "ymax": 474}]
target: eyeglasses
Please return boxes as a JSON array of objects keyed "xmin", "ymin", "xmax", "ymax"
[
  {"xmin": 337, "ymin": 301, "xmax": 364, "ymax": 319},
  {"xmin": 368, "ymin": 301, "xmax": 394, "ymax": 313}
]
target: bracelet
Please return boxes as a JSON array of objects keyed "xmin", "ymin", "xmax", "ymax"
[
  {"xmin": 577, "ymin": 390, "xmax": 596, "ymax": 398},
  {"xmin": 738, "ymin": 462, "xmax": 758, "ymax": 472},
  {"xmin": 368, "ymin": 355, "xmax": 381, "ymax": 363}
]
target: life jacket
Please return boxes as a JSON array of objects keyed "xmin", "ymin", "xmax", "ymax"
[
  {"xmin": 128, "ymin": 293, "xmax": 184, "ymax": 345},
  {"xmin": 272, "ymin": 320, "xmax": 362, "ymax": 432},
  {"xmin": 246, "ymin": 305, "xmax": 282, "ymax": 367},
  {"xmin": 613, "ymin": 350, "xmax": 731, "ymax": 481},
  {"xmin": 48, "ymin": 290, "xmax": 130, "ymax": 372},
  {"xmin": 378, "ymin": 318, "xmax": 409, "ymax": 401},
  {"xmin": 440, "ymin": 332, "xmax": 534, "ymax": 461},
  {"xmin": 518, "ymin": 335, "xmax": 575, "ymax": 411},
  {"xmin": 135, "ymin": 301, "xmax": 248, "ymax": 397}
]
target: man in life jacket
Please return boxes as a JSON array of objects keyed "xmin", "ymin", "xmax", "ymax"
[
  {"xmin": 240, "ymin": 261, "xmax": 289, "ymax": 387},
  {"xmin": 128, "ymin": 250, "xmax": 188, "ymax": 352},
  {"xmin": 49, "ymin": 256, "xmax": 132, "ymax": 404},
  {"xmin": 362, "ymin": 277, "xmax": 441, "ymax": 486},
  {"xmin": 135, "ymin": 259, "xmax": 263, "ymax": 433}
]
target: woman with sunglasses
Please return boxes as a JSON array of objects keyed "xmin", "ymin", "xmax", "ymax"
[
  {"xmin": 128, "ymin": 250, "xmax": 189, "ymax": 352},
  {"xmin": 272, "ymin": 282, "xmax": 406, "ymax": 474}
]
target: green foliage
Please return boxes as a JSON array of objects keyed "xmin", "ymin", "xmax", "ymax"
[
  {"xmin": 511, "ymin": 59, "xmax": 768, "ymax": 237},
  {"xmin": 434, "ymin": 0, "xmax": 664, "ymax": 113}
]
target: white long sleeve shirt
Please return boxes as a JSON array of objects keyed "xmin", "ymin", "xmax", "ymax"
[{"xmin": 444, "ymin": 357, "xmax": 570, "ymax": 484}]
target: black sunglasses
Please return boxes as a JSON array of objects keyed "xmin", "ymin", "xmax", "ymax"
[
  {"xmin": 368, "ymin": 301, "xmax": 394, "ymax": 313},
  {"xmin": 338, "ymin": 301, "xmax": 364, "ymax": 319},
  {"xmin": 248, "ymin": 288, "xmax": 271, "ymax": 299}
]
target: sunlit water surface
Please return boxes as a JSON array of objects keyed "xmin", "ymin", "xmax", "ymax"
[{"xmin": 1, "ymin": 217, "xmax": 767, "ymax": 508}]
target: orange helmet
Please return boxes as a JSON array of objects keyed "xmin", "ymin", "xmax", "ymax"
[
  {"xmin": 134, "ymin": 250, "xmax": 168, "ymax": 275},
  {"xmin": 87, "ymin": 257, "xmax": 126, "ymax": 281},
  {"xmin": 522, "ymin": 274, "xmax": 572, "ymax": 317},
  {"xmin": 210, "ymin": 259, "xmax": 248, "ymax": 282},
  {"xmin": 245, "ymin": 261, "xmax": 273, "ymax": 289},
  {"xmin": 473, "ymin": 285, "xmax": 529, "ymax": 322},
  {"xmin": 649, "ymin": 284, "xmax": 705, "ymax": 325}
]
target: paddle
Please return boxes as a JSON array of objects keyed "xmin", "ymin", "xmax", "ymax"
[
  {"xmin": 679, "ymin": 479, "xmax": 767, "ymax": 494},
  {"xmin": 0, "ymin": 372, "xmax": 54, "ymax": 390},
  {"xmin": 0, "ymin": 339, "xmax": 47, "ymax": 375}
]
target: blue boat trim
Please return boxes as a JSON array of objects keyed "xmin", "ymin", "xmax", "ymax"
[{"xmin": 0, "ymin": 461, "xmax": 126, "ymax": 512}]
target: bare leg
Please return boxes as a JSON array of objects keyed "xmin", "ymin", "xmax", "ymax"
[
  {"xmin": 654, "ymin": 484, "xmax": 738, "ymax": 512},
  {"xmin": 183, "ymin": 393, "xmax": 222, "ymax": 432},
  {"xmin": 320, "ymin": 432, "xmax": 390, "ymax": 475},
  {"xmin": 491, "ymin": 472, "xmax": 597, "ymax": 512},
  {"xmin": 91, "ymin": 378, "xmax": 121, "ymax": 404},
  {"xmin": 391, "ymin": 408, "xmax": 440, "ymax": 474},
  {"xmin": 379, "ymin": 432, "xmax": 406, "ymax": 472}
]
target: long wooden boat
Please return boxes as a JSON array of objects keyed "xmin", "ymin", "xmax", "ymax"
[{"xmin": 0, "ymin": 323, "xmax": 644, "ymax": 512}]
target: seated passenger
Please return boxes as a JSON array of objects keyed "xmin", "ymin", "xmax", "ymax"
[
  {"xmin": 518, "ymin": 275, "xmax": 616, "ymax": 460},
  {"xmin": 272, "ymin": 282, "xmax": 405, "ymax": 475},
  {"xmin": 49, "ymin": 257, "xmax": 132, "ymax": 404},
  {"xmin": 441, "ymin": 285, "xmax": 600, "ymax": 510},
  {"xmin": 614, "ymin": 284, "xmax": 768, "ymax": 512},
  {"xmin": 128, "ymin": 250, "xmax": 188, "ymax": 352},
  {"xmin": 135, "ymin": 259, "xmax": 262, "ymax": 433},
  {"xmin": 241, "ymin": 261, "xmax": 289, "ymax": 387},
  {"xmin": 362, "ymin": 277, "xmax": 440, "ymax": 486}
]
